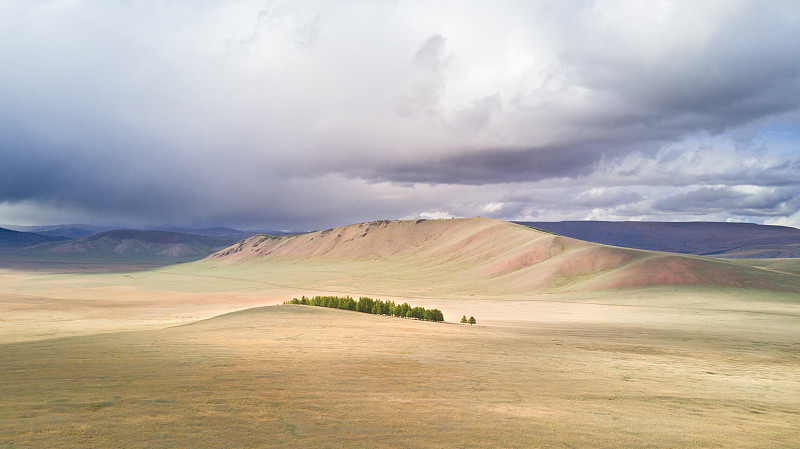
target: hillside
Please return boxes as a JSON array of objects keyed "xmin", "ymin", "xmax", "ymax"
[
  {"xmin": 5, "ymin": 230, "xmax": 237, "ymax": 264},
  {"xmin": 516, "ymin": 221, "xmax": 800, "ymax": 258},
  {"xmin": 157, "ymin": 226, "xmax": 303, "ymax": 240},
  {"xmin": 161, "ymin": 226, "xmax": 257, "ymax": 240},
  {"xmin": 5, "ymin": 224, "xmax": 304, "ymax": 241},
  {"xmin": 27, "ymin": 224, "xmax": 114, "ymax": 239},
  {"xmin": 0, "ymin": 227, "xmax": 67, "ymax": 250},
  {"xmin": 211, "ymin": 217, "xmax": 800, "ymax": 293}
]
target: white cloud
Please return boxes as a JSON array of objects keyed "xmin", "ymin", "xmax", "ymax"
[
  {"xmin": 405, "ymin": 210, "xmax": 455, "ymax": 220},
  {"xmin": 481, "ymin": 202, "xmax": 504, "ymax": 214},
  {"xmin": 766, "ymin": 211, "xmax": 800, "ymax": 229},
  {"xmin": 0, "ymin": 1, "xmax": 799, "ymax": 228}
]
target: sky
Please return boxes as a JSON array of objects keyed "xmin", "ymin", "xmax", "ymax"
[{"xmin": 1, "ymin": 0, "xmax": 799, "ymax": 231}]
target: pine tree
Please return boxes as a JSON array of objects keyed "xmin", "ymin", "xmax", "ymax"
[
  {"xmin": 460, "ymin": 315, "xmax": 468, "ymax": 324},
  {"xmin": 468, "ymin": 316, "xmax": 476, "ymax": 325}
]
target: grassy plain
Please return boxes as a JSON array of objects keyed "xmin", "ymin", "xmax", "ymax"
[
  {"xmin": 4, "ymin": 256, "xmax": 798, "ymax": 344},
  {"xmin": 2, "ymin": 302, "xmax": 798, "ymax": 448}
]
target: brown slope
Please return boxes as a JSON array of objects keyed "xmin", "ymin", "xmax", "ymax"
[{"xmin": 211, "ymin": 217, "xmax": 800, "ymax": 293}]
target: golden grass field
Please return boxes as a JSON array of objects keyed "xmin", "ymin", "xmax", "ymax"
[{"xmin": 1, "ymin": 218, "xmax": 799, "ymax": 447}]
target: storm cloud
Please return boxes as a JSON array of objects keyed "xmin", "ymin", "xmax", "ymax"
[{"xmin": 1, "ymin": 1, "xmax": 799, "ymax": 229}]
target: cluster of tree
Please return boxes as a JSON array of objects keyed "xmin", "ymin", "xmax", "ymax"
[
  {"xmin": 460, "ymin": 315, "xmax": 477, "ymax": 325},
  {"xmin": 285, "ymin": 295, "xmax": 444, "ymax": 322}
]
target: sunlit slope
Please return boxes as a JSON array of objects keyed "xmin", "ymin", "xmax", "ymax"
[
  {"xmin": 211, "ymin": 217, "xmax": 800, "ymax": 293},
  {"xmin": 723, "ymin": 258, "xmax": 800, "ymax": 276},
  {"xmin": 4, "ymin": 304, "xmax": 797, "ymax": 448}
]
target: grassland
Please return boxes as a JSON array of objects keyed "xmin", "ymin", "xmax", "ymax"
[
  {"xmin": 1, "ymin": 218, "xmax": 799, "ymax": 447},
  {"xmin": 2, "ymin": 303, "xmax": 798, "ymax": 448},
  {"xmin": 725, "ymin": 257, "xmax": 800, "ymax": 276}
]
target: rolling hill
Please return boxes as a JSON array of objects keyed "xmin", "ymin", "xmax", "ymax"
[
  {"xmin": 211, "ymin": 217, "xmax": 800, "ymax": 294},
  {"xmin": 4, "ymin": 229, "xmax": 238, "ymax": 264},
  {"xmin": 156, "ymin": 226, "xmax": 304, "ymax": 240},
  {"xmin": 18, "ymin": 224, "xmax": 115, "ymax": 239},
  {"xmin": 0, "ymin": 226, "xmax": 67, "ymax": 250},
  {"xmin": 159, "ymin": 226, "xmax": 258, "ymax": 240},
  {"xmin": 4, "ymin": 223, "xmax": 305, "ymax": 241},
  {"xmin": 515, "ymin": 221, "xmax": 800, "ymax": 258}
]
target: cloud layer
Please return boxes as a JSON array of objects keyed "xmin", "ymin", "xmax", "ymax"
[{"xmin": 1, "ymin": 0, "xmax": 799, "ymax": 229}]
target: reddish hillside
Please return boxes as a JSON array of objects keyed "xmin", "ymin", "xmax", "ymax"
[{"xmin": 211, "ymin": 218, "xmax": 800, "ymax": 293}]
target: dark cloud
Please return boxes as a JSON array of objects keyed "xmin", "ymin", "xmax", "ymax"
[
  {"xmin": 366, "ymin": 144, "xmax": 602, "ymax": 185},
  {"xmin": 560, "ymin": 1, "xmax": 800, "ymax": 130},
  {"xmin": 655, "ymin": 187, "xmax": 745, "ymax": 213},
  {"xmin": 655, "ymin": 186, "xmax": 798, "ymax": 216},
  {"xmin": 1, "ymin": 1, "xmax": 799, "ymax": 228},
  {"xmin": 574, "ymin": 189, "xmax": 643, "ymax": 208}
]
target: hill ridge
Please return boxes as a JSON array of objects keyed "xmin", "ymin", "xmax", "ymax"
[
  {"xmin": 515, "ymin": 220, "xmax": 800, "ymax": 258},
  {"xmin": 4, "ymin": 229, "xmax": 237, "ymax": 264},
  {"xmin": 0, "ymin": 226, "xmax": 67, "ymax": 250},
  {"xmin": 211, "ymin": 218, "xmax": 800, "ymax": 293}
]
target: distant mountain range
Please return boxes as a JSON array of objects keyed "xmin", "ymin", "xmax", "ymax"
[
  {"xmin": 0, "ymin": 227, "xmax": 68, "ymax": 250},
  {"xmin": 6, "ymin": 224, "xmax": 116, "ymax": 239},
  {"xmin": 3, "ymin": 220, "xmax": 799, "ymax": 267},
  {"xmin": 514, "ymin": 221, "xmax": 800, "ymax": 258},
  {"xmin": 1, "ymin": 224, "xmax": 304, "ymax": 240},
  {"xmin": 154, "ymin": 227, "xmax": 290, "ymax": 240},
  {"xmin": 0, "ymin": 229, "xmax": 238, "ymax": 265}
]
